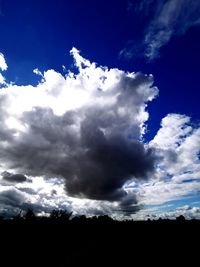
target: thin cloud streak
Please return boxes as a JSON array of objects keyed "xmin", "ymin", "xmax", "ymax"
[{"xmin": 120, "ymin": 0, "xmax": 200, "ymax": 60}]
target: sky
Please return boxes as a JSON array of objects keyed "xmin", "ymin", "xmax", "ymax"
[{"xmin": 0, "ymin": 0, "xmax": 199, "ymax": 220}]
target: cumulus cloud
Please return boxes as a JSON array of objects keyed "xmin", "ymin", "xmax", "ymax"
[
  {"xmin": 0, "ymin": 49, "xmax": 199, "ymax": 218},
  {"xmin": 154, "ymin": 205, "xmax": 200, "ymax": 220},
  {"xmin": 0, "ymin": 48, "xmax": 159, "ymax": 213},
  {"xmin": 130, "ymin": 205, "xmax": 200, "ymax": 220},
  {"xmin": 121, "ymin": 0, "xmax": 200, "ymax": 60},
  {"xmin": 132, "ymin": 113, "xmax": 200, "ymax": 207},
  {"xmin": 150, "ymin": 114, "xmax": 200, "ymax": 178}
]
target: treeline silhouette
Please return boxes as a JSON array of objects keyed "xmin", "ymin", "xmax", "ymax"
[
  {"xmin": 0, "ymin": 208, "xmax": 199, "ymax": 224},
  {"xmin": 0, "ymin": 209, "xmax": 199, "ymax": 267}
]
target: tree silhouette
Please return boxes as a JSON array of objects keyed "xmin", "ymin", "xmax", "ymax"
[
  {"xmin": 176, "ymin": 215, "xmax": 186, "ymax": 222},
  {"xmin": 50, "ymin": 209, "xmax": 72, "ymax": 221},
  {"xmin": 24, "ymin": 209, "xmax": 36, "ymax": 220}
]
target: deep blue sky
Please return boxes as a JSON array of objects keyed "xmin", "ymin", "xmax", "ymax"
[{"xmin": 0, "ymin": 0, "xmax": 200, "ymax": 139}]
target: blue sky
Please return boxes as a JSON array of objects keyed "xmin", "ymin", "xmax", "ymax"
[{"xmin": 0, "ymin": 0, "xmax": 199, "ymax": 219}]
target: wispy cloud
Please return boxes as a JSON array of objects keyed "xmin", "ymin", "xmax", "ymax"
[
  {"xmin": 145, "ymin": 0, "xmax": 200, "ymax": 60},
  {"xmin": 121, "ymin": 0, "xmax": 200, "ymax": 61},
  {"xmin": 0, "ymin": 0, "xmax": 3, "ymax": 16}
]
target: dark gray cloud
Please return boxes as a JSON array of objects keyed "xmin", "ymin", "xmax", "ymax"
[
  {"xmin": 0, "ymin": 105, "xmax": 158, "ymax": 202},
  {"xmin": 65, "ymin": 131, "xmax": 157, "ymax": 201},
  {"xmin": 2, "ymin": 171, "xmax": 27, "ymax": 183},
  {"xmin": 118, "ymin": 192, "xmax": 142, "ymax": 214},
  {"xmin": 0, "ymin": 188, "xmax": 25, "ymax": 208}
]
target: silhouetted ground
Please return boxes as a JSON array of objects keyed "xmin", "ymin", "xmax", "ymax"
[{"xmin": 0, "ymin": 212, "xmax": 199, "ymax": 266}]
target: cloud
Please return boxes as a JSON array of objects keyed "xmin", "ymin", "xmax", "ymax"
[
  {"xmin": 0, "ymin": 177, "xmax": 72, "ymax": 217},
  {"xmin": 150, "ymin": 113, "xmax": 200, "ymax": 178},
  {"xmin": 137, "ymin": 180, "xmax": 200, "ymax": 206},
  {"xmin": 1, "ymin": 171, "xmax": 27, "ymax": 183},
  {"xmin": 0, "ymin": 52, "xmax": 7, "ymax": 71},
  {"xmin": 121, "ymin": 0, "xmax": 200, "ymax": 60},
  {"xmin": 0, "ymin": 49, "xmax": 199, "ymax": 218},
  {"xmin": 0, "ymin": 175, "xmax": 123, "ymax": 218},
  {"xmin": 131, "ymin": 205, "xmax": 200, "ymax": 220},
  {"xmin": 132, "ymin": 113, "xmax": 200, "ymax": 207},
  {"xmin": 150, "ymin": 114, "xmax": 192, "ymax": 150},
  {"xmin": 0, "ymin": 187, "xmax": 26, "ymax": 208},
  {"xmin": 156, "ymin": 205, "xmax": 200, "ymax": 220},
  {"xmin": 0, "ymin": 53, "xmax": 7, "ymax": 85},
  {"xmin": 0, "ymin": 73, "xmax": 6, "ymax": 85},
  {"xmin": 0, "ymin": 48, "xmax": 158, "ymax": 211},
  {"xmin": 144, "ymin": 0, "xmax": 200, "ymax": 60}
]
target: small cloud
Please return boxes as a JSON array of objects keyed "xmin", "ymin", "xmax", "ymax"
[
  {"xmin": 33, "ymin": 68, "xmax": 43, "ymax": 77},
  {"xmin": 0, "ymin": 52, "xmax": 7, "ymax": 71},
  {"xmin": 1, "ymin": 171, "xmax": 27, "ymax": 183},
  {"xmin": 0, "ymin": 73, "xmax": 6, "ymax": 85}
]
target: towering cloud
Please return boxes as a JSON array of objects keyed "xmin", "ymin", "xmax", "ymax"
[
  {"xmin": 0, "ymin": 49, "xmax": 199, "ymax": 218},
  {"xmin": 0, "ymin": 48, "xmax": 158, "ymax": 204}
]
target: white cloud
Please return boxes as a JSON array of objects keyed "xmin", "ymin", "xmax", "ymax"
[
  {"xmin": 137, "ymin": 180, "xmax": 200, "ymax": 206},
  {"xmin": 135, "ymin": 113, "xmax": 200, "ymax": 207},
  {"xmin": 0, "ymin": 53, "xmax": 7, "ymax": 84},
  {"xmin": 150, "ymin": 114, "xmax": 192, "ymax": 150},
  {"xmin": 157, "ymin": 205, "xmax": 200, "ymax": 220},
  {"xmin": 0, "ymin": 175, "xmax": 72, "ymax": 217},
  {"xmin": 132, "ymin": 205, "xmax": 200, "ymax": 220},
  {"xmin": 149, "ymin": 113, "xmax": 200, "ymax": 179},
  {"xmin": 0, "ymin": 52, "xmax": 7, "ymax": 71},
  {"xmin": 0, "ymin": 73, "xmax": 6, "ymax": 84}
]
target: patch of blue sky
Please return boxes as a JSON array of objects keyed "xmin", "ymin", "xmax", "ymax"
[{"xmin": 145, "ymin": 196, "xmax": 200, "ymax": 214}]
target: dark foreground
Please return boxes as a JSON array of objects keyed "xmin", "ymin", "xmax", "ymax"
[{"xmin": 0, "ymin": 216, "xmax": 199, "ymax": 266}]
